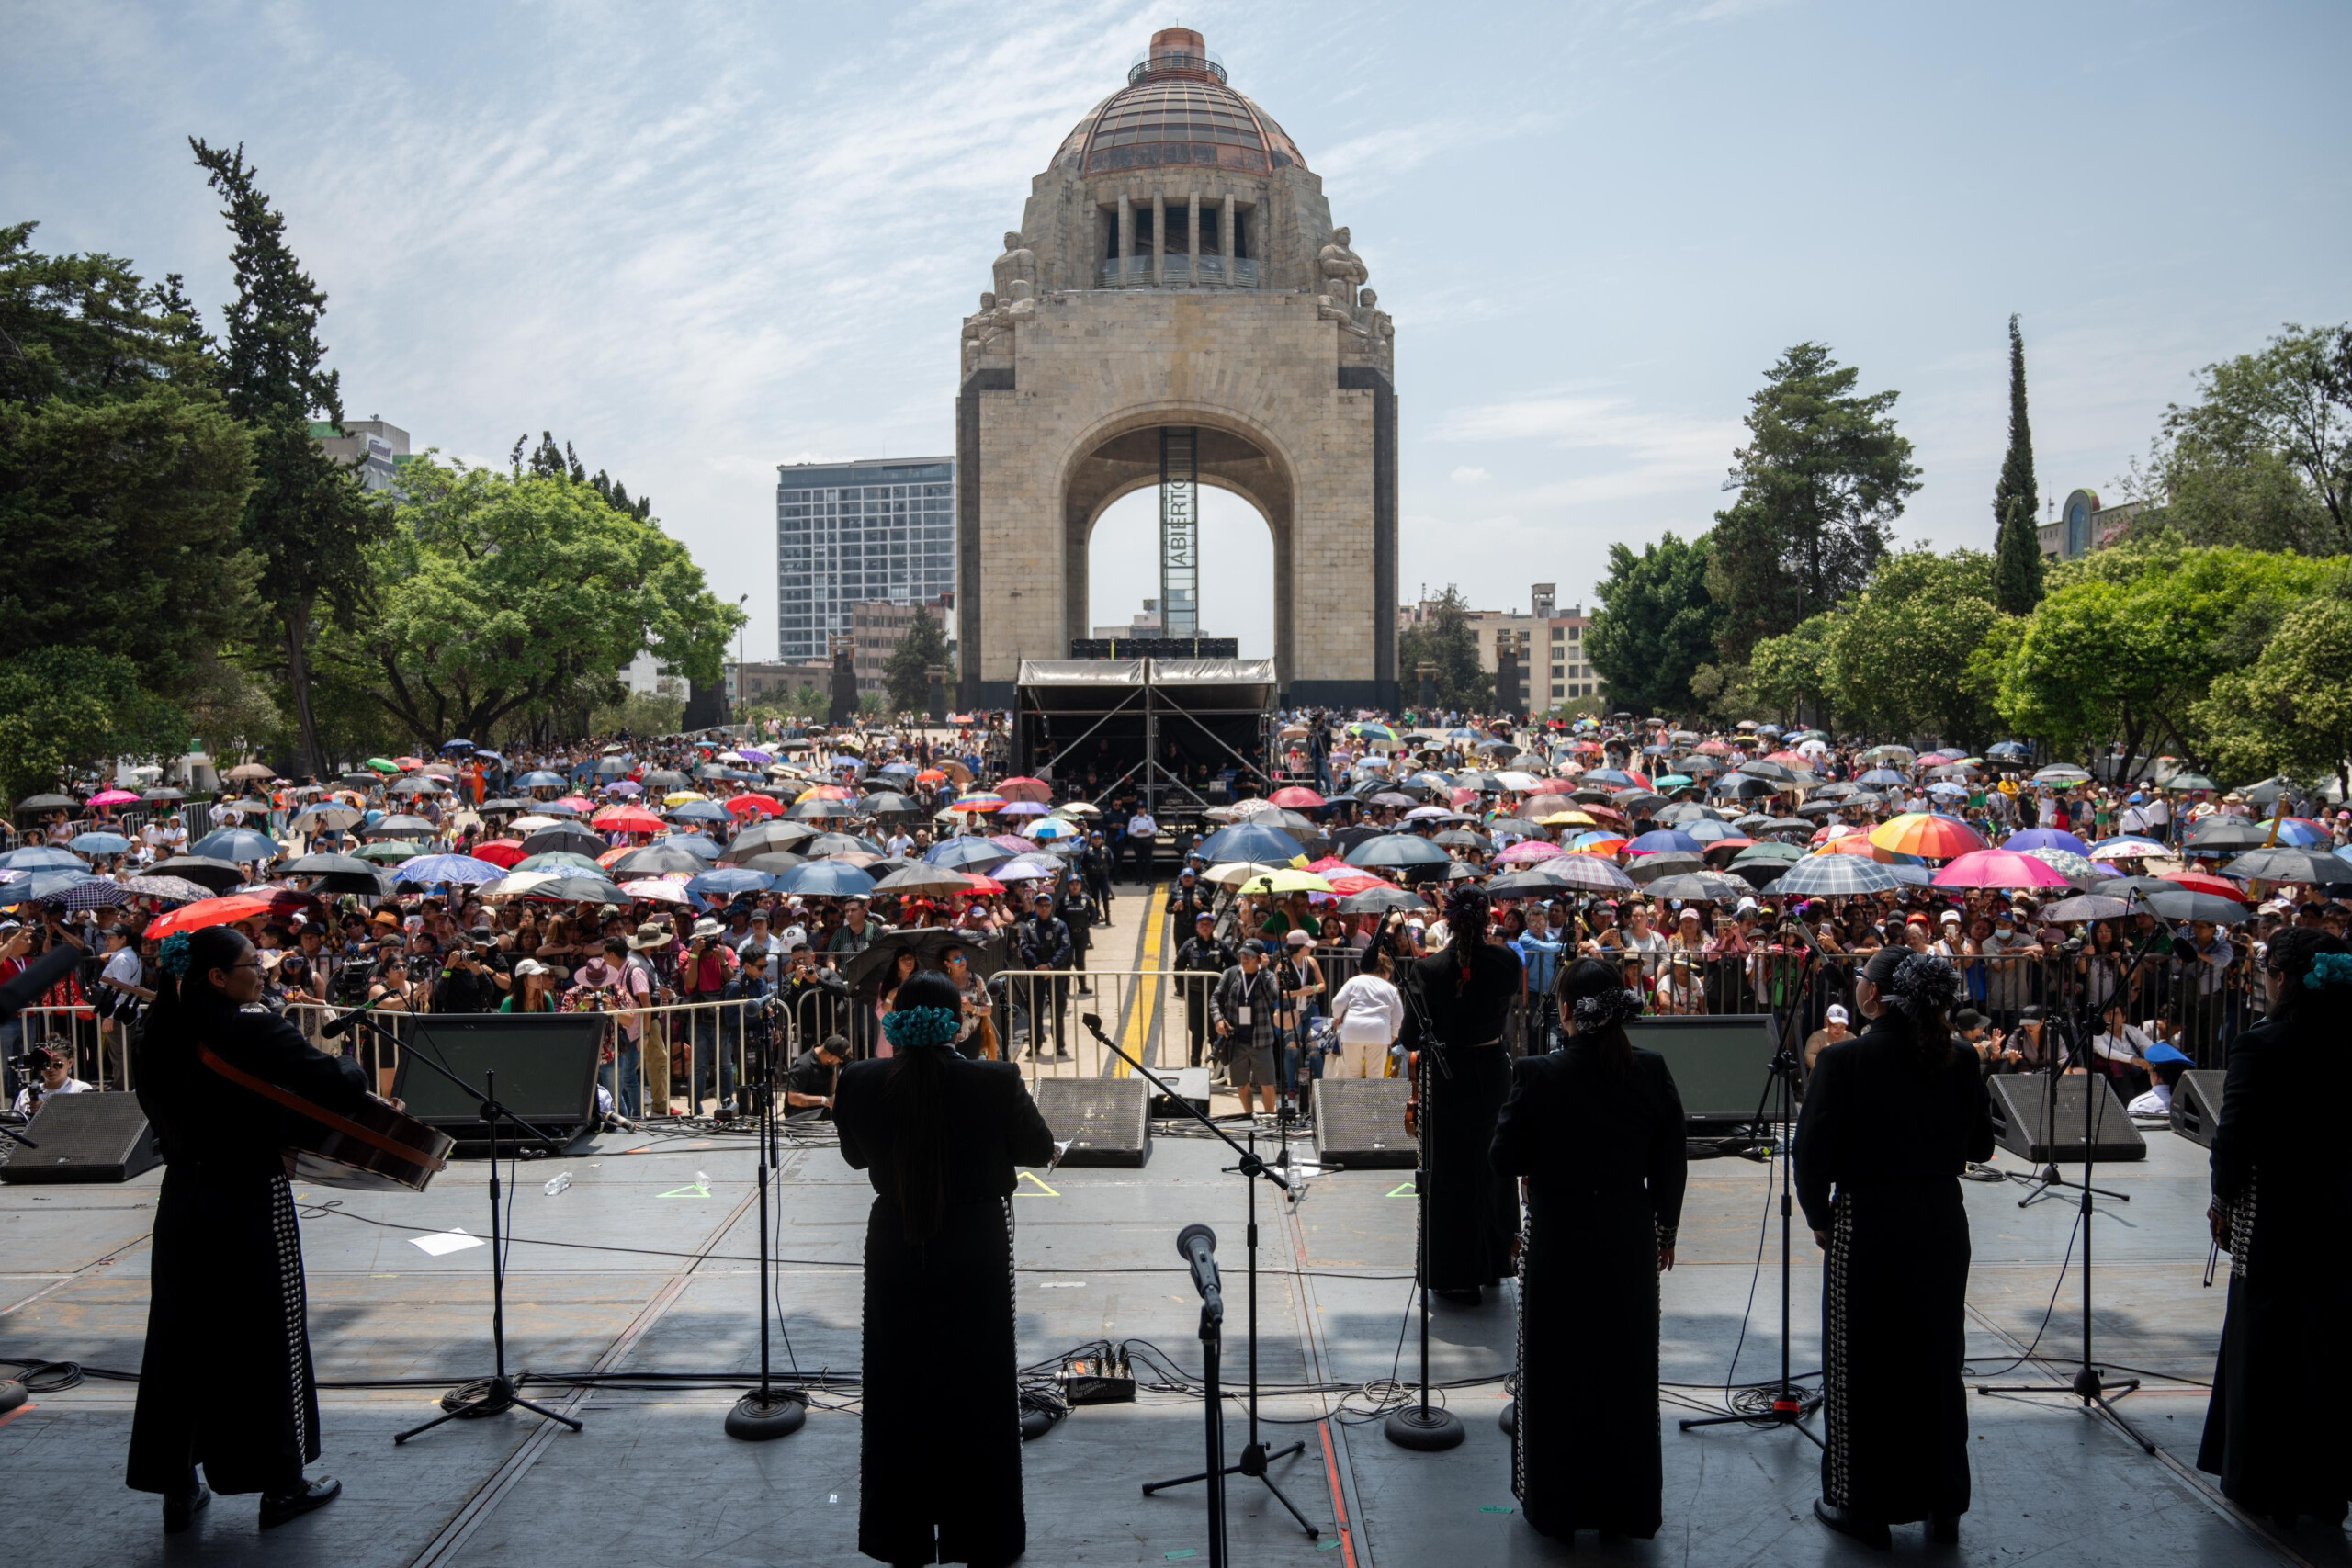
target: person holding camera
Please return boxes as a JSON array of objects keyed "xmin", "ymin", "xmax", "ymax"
[
  {"xmin": 9, "ymin": 1042, "xmax": 90, "ymax": 1114},
  {"xmin": 431, "ymin": 940, "xmax": 501, "ymax": 1015}
]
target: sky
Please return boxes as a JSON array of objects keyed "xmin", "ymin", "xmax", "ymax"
[{"xmin": 6, "ymin": 0, "xmax": 2346, "ymax": 662}]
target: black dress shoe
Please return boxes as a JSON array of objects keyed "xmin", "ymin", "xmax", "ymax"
[
  {"xmin": 1434, "ymin": 1287, "xmax": 1483, "ymax": 1306},
  {"xmin": 163, "ymin": 1483, "xmax": 211, "ymax": 1533},
  {"xmin": 259, "ymin": 1475, "xmax": 343, "ymax": 1529},
  {"xmin": 1930, "ymin": 1512, "xmax": 1960, "ymax": 1543},
  {"xmin": 1814, "ymin": 1498, "xmax": 1890, "ymax": 1551}
]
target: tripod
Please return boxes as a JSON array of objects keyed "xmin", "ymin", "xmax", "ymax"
[
  {"xmin": 728, "ymin": 1001, "xmax": 807, "ymax": 1439},
  {"xmin": 340, "ymin": 1013, "xmax": 584, "ymax": 1446},
  {"xmin": 1974, "ymin": 931, "xmax": 2165, "ymax": 1455},
  {"xmin": 1080, "ymin": 1015, "xmax": 1321, "ymax": 1540},
  {"xmin": 1680, "ymin": 1042, "xmax": 1820, "ymax": 1445}
]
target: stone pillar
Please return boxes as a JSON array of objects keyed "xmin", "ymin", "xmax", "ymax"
[
  {"xmin": 1416, "ymin": 660, "xmax": 1436, "ymax": 713},
  {"xmin": 1221, "ymin": 194, "xmax": 1236, "ymax": 284},
  {"xmin": 1187, "ymin": 191, "xmax": 1199, "ymax": 286},
  {"xmin": 1117, "ymin": 192, "xmax": 1132, "ymax": 286},
  {"xmin": 1151, "ymin": 191, "xmax": 1165, "ymax": 286}
]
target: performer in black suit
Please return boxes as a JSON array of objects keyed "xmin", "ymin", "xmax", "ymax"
[
  {"xmin": 126, "ymin": 926, "xmax": 374, "ymax": 1532},
  {"xmin": 1491, "ymin": 957, "xmax": 1686, "ymax": 1539},
  {"xmin": 2199, "ymin": 930, "xmax": 2352, "ymax": 1526},
  {"xmin": 834, "ymin": 970, "xmax": 1058, "ymax": 1567},
  {"xmin": 1400, "ymin": 886, "xmax": 1521, "ymax": 1304},
  {"xmin": 1793, "ymin": 948, "xmax": 1993, "ymax": 1549}
]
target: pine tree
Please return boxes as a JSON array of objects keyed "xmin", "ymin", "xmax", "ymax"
[
  {"xmin": 190, "ymin": 139, "xmax": 386, "ymax": 779},
  {"xmin": 1992, "ymin": 313, "xmax": 2046, "ymax": 614},
  {"xmin": 883, "ymin": 605, "xmax": 953, "ymax": 713}
]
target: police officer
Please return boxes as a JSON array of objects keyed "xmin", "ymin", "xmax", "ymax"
[
  {"xmin": 1172, "ymin": 910, "xmax": 1233, "ymax": 1067},
  {"xmin": 1014, "ymin": 892, "xmax": 1073, "ymax": 1060}
]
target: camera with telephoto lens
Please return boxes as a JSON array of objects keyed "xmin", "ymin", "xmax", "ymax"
[{"xmin": 6, "ymin": 1044, "xmax": 64, "ymax": 1076}]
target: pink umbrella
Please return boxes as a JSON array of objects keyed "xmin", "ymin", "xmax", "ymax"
[
  {"xmin": 1930, "ymin": 849, "xmax": 2073, "ymax": 890},
  {"xmin": 89, "ymin": 789, "xmax": 141, "ymax": 807},
  {"xmin": 1496, "ymin": 840, "xmax": 1563, "ymax": 863}
]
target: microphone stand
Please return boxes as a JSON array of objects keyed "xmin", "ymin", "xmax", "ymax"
[
  {"xmin": 329, "ymin": 1010, "xmax": 584, "ymax": 1445},
  {"xmin": 1193, "ymin": 1256, "xmax": 1229, "ymax": 1568},
  {"xmin": 729, "ymin": 997, "xmax": 807, "ymax": 1438},
  {"xmin": 1082, "ymin": 1015, "xmax": 1321, "ymax": 1540},
  {"xmin": 1385, "ymin": 961, "xmax": 1464, "ymax": 1452}
]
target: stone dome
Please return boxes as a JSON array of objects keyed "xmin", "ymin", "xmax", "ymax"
[{"xmin": 1052, "ymin": 28, "xmax": 1306, "ymax": 177}]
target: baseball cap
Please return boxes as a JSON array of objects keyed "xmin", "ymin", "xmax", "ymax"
[
  {"xmin": 1284, "ymin": 928, "xmax": 1312, "ymax": 946},
  {"xmin": 1826, "ymin": 1004, "xmax": 1849, "ymax": 1024},
  {"xmin": 1939, "ymin": 909, "xmax": 1962, "ymax": 926}
]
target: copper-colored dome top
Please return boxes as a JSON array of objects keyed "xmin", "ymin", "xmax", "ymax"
[{"xmin": 1053, "ymin": 31, "xmax": 1306, "ymax": 177}]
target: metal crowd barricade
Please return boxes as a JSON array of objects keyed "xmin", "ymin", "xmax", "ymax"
[{"xmin": 989, "ymin": 966, "xmax": 1225, "ymax": 1087}]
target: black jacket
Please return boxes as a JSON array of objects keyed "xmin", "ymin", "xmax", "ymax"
[{"xmin": 834, "ymin": 1052, "xmax": 1057, "ymax": 1201}]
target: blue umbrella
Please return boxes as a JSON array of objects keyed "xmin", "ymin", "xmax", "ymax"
[
  {"xmin": 926, "ymin": 838, "xmax": 1012, "ymax": 869},
  {"xmin": 686, "ymin": 866, "xmax": 775, "ymax": 898},
  {"xmin": 1626, "ymin": 829, "xmax": 1703, "ymax": 855},
  {"xmin": 17, "ymin": 870, "xmax": 132, "ymax": 908},
  {"xmin": 532, "ymin": 800, "xmax": 582, "ymax": 818},
  {"xmin": 1681, "ymin": 818, "xmax": 1744, "ymax": 843},
  {"xmin": 1986, "ymin": 741, "xmax": 2030, "ymax": 758},
  {"xmin": 1343, "ymin": 833, "xmax": 1453, "ymax": 870},
  {"xmin": 1927, "ymin": 782, "xmax": 1970, "ymax": 797},
  {"xmin": 776, "ymin": 861, "xmax": 877, "ymax": 898},
  {"xmin": 1195, "ymin": 822, "xmax": 1306, "ymax": 866},
  {"xmin": 442, "ymin": 738, "xmax": 476, "ymax": 752},
  {"xmin": 515, "ymin": 771, "xmax": 567, "ymax": 789},
  {"xmin": 391, "ymin": 853, "xmax": 507, "ymax": 886},
  {"xmin": 1583, "ymin": 769, "xmax": 1637, "ymax": 787},
  {"xmin": 1858, "ymin": 769, "xmax": 1910, "ymax": 787},
  {"xmin": 69, "ymin": 832, "xmax": 132, "ymax": 855},
  {"xmin": 2002, "ymin": 827, "xmax": 2091, "ymax": 856},
  {"xmin": 0, "ymin": 846, "xmax": 86, "ymax": 869},
  {"xmin": 666, "ymin": 800, "xmax": 730, "ymax": 823},
  {"xmin": 1769, "ymin": 856, "xmax": 1902, "ymax": 897},
  {"xmin": 190, "ymin": 828, "xmax": 283, "ymax": 863},
  {"xmin": 656, "ymin": 833, "xmax": 721, "ymax": 861}
]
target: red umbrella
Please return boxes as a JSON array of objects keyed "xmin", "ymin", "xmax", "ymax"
[
  {"xmin": 591, "ymin": 805, "xmax": 665, "ymax": 833},
  {"xmin": 2161, "ymin": 869, "xmax": 2250, "ymax": 900},
  {"xmin": 472, "ymin": 839, "xmax": 526, "ymax": 868},
  {"xmin": 147, "ymin": 889, "xmax": 321, "ymax": 940},
  {"xmin": 726, "ymin": 794, "xmax": 783, "ymax": 818},
  {"xmin": 963, "ymin": 875, "xmax": 1007, "ymax": 896},
  {"xmin": 997, "ymin": 777, "xmax": 1052, "ymax": 804},
  {"xmin": 1269, "ymin": 786, "xmax": 1327, "ymax": 809}
]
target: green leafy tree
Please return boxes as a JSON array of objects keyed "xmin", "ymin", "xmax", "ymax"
[
  {"xmin": 0, "ymin": 649, "xmax": 181, "ymax": 805},
  {"xmin": 1991, "ymin": 314, "xmax": 2045, "ymax": 615},
  {"xmin": 1397, "ymin": 585, "xmax": 1493, "ymax": 710},
  {"xmin": 1745, "ymin": 611, "xmax": 1838, "ymax": 728},
  {"xmin": 0, "ymin": 223, "xmax": 259, "ymax": 697},
  {"xmin": 1823, "ymin": 549, "xmax": 2010, "ymax": 748},
  {"xmin": 2132, "ymin": 324, "xmax": 2352, "ymax": 554},
  {"xmin": 1707, "ymin": 343, "xmax": 1921, "ymax": 663},
  {"xmin": 1587, "ymin": 531, "xmax": 1718, "ymax": 716},
  {"xmin": 591, "ymin": 691, "xmax": 688, "ymax": 736},
  {"xmin": 512, "ymin": 430, "xmax": 651, "ymax": 520},
  {"xmin": 882, "ymin": 604, "xmax": 954, "ymax": 714},
  {"xmin": 2198, "ymin": 591, "xmax": 2352, "ymax": 798},
  {"xmin": 322, "ymin": 457, "xmax": 743, "ymax": 744},
  {"xmin": 789, "ymin": 684, "xmax": 826, "ymax": 719},
  {"xmin": 190, "ymin": 139, "xmax": 389, "ymax": 778},
  {"xmin": 1996, "ymin": 538, "xmax": 2346, "ymax": 767}
]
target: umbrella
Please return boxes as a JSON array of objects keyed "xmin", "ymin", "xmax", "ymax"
[
  {"xmin": 591, "ymin": 805, "xmax": 666, "ymax": 833},
  {"xmin": 2086, "ymin": 836, "xmax": 2166, "ymax": 862},
  {"xmin": 2018, "ymin": 847, "xmax": 2112, "ymax": 886},
  {"xmin": 470, "ymin": 840, "xmax": 527, "ymax": 869},
  {"xmin": 1269, "ymin": 786, "xmax": 1327, "ymax": 809},
  {"xmin": 526, "ymin": 876, "xmax": 631, "ymax": 906},
  {"xmin": 513, "ymin": 850, "xmax": 608, "ymax": 874},
  {"xmin": 292, "ymin": 803, "xmax": 366, "ymax": 831},
  {"xmin": 807, "ymin": 832, "xmax": 886, "ymax": 858},
  {"xmin": 140, "ymin": 788, "xmax": 187, "ymax": 803},
  {"xmin": 1856, "ymin": 769, "xmax": 1910, "ymax": 787},
  {"xmin": 725, "ymin": 793, "xmax": 785, "ymax": 819},
  {"xmin": 189, "ymin": 828, "xmax": 284, "ymax": 863},
  {"xmin": 2032, "ymin": 764, "xmax": 2093, "ymax": 785},
  {"xmin": 385, "ymin": 774, "xmax": 446, "ymax": 795},
  {"xmin": 654, "ymin": 833, "xmax": 720, "ymax": 861},
  {"xmin": 1641, "ymin": 872, "xmax": 1751, "ymax": 903},
  {"xmin": 611, "ymin": 843, "xmax": 709, "ymax": 878},
  {"xmin": 2165, "ymin": 773, "xmax": 2220, "ymax": 794},
  {"xmin": 776, "ymin": 862, "xmax": 878, "ymax": 898},
  {"xmin": 2002, "ymin": 827, "xmax": 2091, "ymax": 856},
  {"xmin": 667, "ymin": 800, "xmax": 732, "ymax": 824},
  {"xmin": 0, "ymin": 845, "xmax": 88, "ymax": 871},
  {"xmin": 1626, "ymin": 852, "xmax": 1704, "ymax": 884},
  {"xmin": 924, "ymin": 838, "xmax": 1013, "ymax": 870},
  {"xmin": 839, "ymin": 927, "xmax": 1009, "ymax": 990},
  {"xmin": 946, "ymin": 792, "xmax": 1007, "ymax": 814},
  {"xmin": 2223, "ymin": 847, "xmax": 2352, "ymax": 885},
  {"xmin": 1521, "ymin": 855, "xmax": 1638, "ymax": 893},
  {"xmin": 1770, "ymin": 857, "xmax": 1902, "ymax": 897},
  {"xmin": 222, "ymin": 761, "xmax": 276, "ymax": 783},
  {"xmin": 1236, "ymin": 868, "xmax": 1337, "ymax": 896},
  {"xmin": 351, "ymin": 840, "xmax": 423, "ymax": 864},
  {"xmin": 88, "ymin": 788, "xmax": 141, "ymax": 807},
  {"xmin": 725, "ymin": 822, "xmax": 820, "ymax": 862},
  {"xmin": 2139, "ymin": 887, "xmax": 2255, "ymax": 924},
  {"xmin": 364, "ymin": 815, "xmax": 438, "ymax": 840},
  {"xmin": 620, "ymin": 879, "xmax": 694, "ymax": 906},
  {"xmin": 522, "ymin": 824, "xmax": 605, "ymax": 855},
  {"xmin": 1625, "ymin": 829, "xmax": 1703, "ymax": 855},
  {"xmin": 1986, "ymin": 741, "xmax": 2030, "ymax": 759},
  {"xmin": 2185, "ymin": 817, "xmax": 2269, "ymax": 851},
  {"xmin": 790, "ymin": 797, "xmax": 860, "ymax": 820},
  {"xmin": 11, "ymin": 793, "xmax": 79, "ymax": 814},
  {"xmin": 1197, "ymin": 822, "xmax": 1307, "ymax": 866},
  {"xmin": 1495, "ymin": 840, "xmax": 1562, "ymax": 864},
  {"xmin": 1343, "ymin": 834, "xmax": 1453, "ymax": 872},
  {"xmin": 145, "ymin": 888, "xmax": 322, "ymax": 938},
  {"xmin": 995, "ymin": 776, "xmax": 1052, "ymax": 804},
  {"xmin": 1930, "ymin": 850, "xmax": 2073, "ymax": 890},
  {"xmin": 145, "ymin": 855, "xmax": 247, "ymax": 892},
  {"xmin": 390, "ymin": 853, "xmax": 508, "ymax": 886},
  {"xmin": 1338, "ymin": 886, "xmax": 1427, "ymax": 914},
  {"xmin": 871, "ymin": 863, "xmax": 987, "ymax": 897},
  {"xmin": 281, "ymin": 852, "xmax": 386, "ymax": 878},
  {"xmin": 2159, "ymin": 869, "xmax": 2251, "ymax": 899},
  {"xmin": 514, "ymin": 771, "xmax": 568, "ymax": 789},
  {"xmin": 12, "ymin": 871, "xmax": 131, "ymax": 908},
  {"xmin": 120, "ymin": 874, "xmax": 214, "ymax": 904},
  {"xmin": 1870, "ymin": 814, "xmax": 1990, "ymax": 860},
  {"xmin": 2041, "ymin": 895, "xmax": 2137, "ymax": 923},
  {"xmin": 686, "ymin": 866, "xmax": 775, "ymax": 898}
]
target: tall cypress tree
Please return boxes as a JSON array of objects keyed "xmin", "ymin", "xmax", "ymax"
[
  {"xmin": 191, "ymin": 139, "xmax": 385, "ymax": 777},
  {"xmin": 1992, "ymin": 313, "xmax": 2045, "ymax": 614}
]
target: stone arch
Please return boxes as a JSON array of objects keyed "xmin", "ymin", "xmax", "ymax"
[{"xmin": 1056, "ymin": 401, "xmax": 1299, "ymax": 685}]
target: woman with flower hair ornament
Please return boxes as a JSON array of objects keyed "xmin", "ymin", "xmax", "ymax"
[
  {"xmin": 1793, "ymin": 947, "xmax": 1993, "ymax": 1550},
  {"xmin": 833, "ymin": 969, "xmax": 1057, "ymax": 1567},
  {"xmin": 2199, "ymin": 929, "xmax": 2352, "ymax": 1526},
  {"xmin": 125, "ymin": 925, "xmax": 380, "ymax": 1533},
  {"xmin": 1490, "ymin": 957, "xmax": 1686, "ymax": 1539}
]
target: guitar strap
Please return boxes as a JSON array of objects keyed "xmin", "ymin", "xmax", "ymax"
[{"xmin": 197, "ymin": 1044, "xmax": 436, "ymax": 1169}]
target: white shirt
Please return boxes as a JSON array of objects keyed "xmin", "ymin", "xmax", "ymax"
[
  {"xmin": 885, "ymin": 833, "xmax": 913, "ymax": 857},
  {"xmin": 14, "ymin": 1077, "xmax": 90, "ymax": 1114},
  {"xmin": 1128, "ymin": 813, "xmax": 1157, "ymax": 840},
  {"xmin": 2091, "ymin": 1024, "xmax": 2154, "ymax": 1065},
  {"xmin": 2127, "ymin": 1081, "xmax": 2173, "ymax": 1117},
  {"xmin": 1328, "ymin": 973, "xmax": 1404, "ymax": 1043}
]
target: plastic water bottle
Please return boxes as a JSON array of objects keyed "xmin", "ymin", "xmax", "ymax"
[{"xmin": 543, "ymin": 1172, "xmax": 572, "ymax": 1197}]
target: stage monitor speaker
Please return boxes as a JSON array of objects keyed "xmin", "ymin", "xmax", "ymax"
[
  {"xmin": 1148, "ymin": 1066, "xmax": 1211, "ymax": 1121},
  {"xmin": 1987, "ymin": 1074, "xmax": 2147, "ymax": 1165},
  {"xmin": 1035, "ymin": 1077, "xmax": 1150, "ymax": 1168},
  {"xmin": 2170, "ymin": 1069, "xmax": 2227, "ymax": 1149},
  {"xmin": 0, "ymin": 1092, "xmax": 161, "ymax": 1184},
  {"xmin": 391, "ymin": 1014, "xmax": 606, "ymax": 1154},
  {"xmin": 1312, "ymin": 1077, "xmax": 1415, "ymax": 1168},
  {"xmin": 1624, "ymin": 1014, "xmax": 1783, "ymax": 1126}
]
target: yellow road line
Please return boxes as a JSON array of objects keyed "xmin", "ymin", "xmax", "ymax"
[{"xmin": 1114, "ymin": 882, "xmax": 1170, "ymax": 1077}]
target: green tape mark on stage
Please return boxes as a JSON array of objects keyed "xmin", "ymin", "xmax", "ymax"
[
  {"xmin": 1317, "ymin": 1540, "xmax": 1343, "ymax": 1551},
  {"xmin": 1385, "ymin": 1181, "xmax": 1417, "ymax": 1198},
  {"xmin": 657, "ymin": 1180, "xmax": 712, "ymax": 1200},
  {"xmin": 1164, "ymin": 1551, "xmax": 1199, "ymax": 1562},
  {"xmin": 1480, "ymin": 1505, "xmax": 1515, "ymax": 1514}
]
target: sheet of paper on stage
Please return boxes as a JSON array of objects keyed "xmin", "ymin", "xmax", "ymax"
[{"xmin": 411, "ymin": 1228, "xmax": 486, "ymax": 1257}]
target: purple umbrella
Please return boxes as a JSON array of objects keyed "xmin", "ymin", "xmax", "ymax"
[{"xmin": 2001, "ymin": 827, "xmax": 2091, "ymax": 856}]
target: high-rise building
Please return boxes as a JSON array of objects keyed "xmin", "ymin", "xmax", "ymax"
[
  {"xmin": 310, "ymin": 417, "xmax": 410, "ymax": 491},
  {"xmin": 775, "ymin": 457, "xmax": 956, "ymax": 664}
]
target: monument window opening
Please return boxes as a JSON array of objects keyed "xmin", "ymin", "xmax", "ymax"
[{"xmin": 1089, "ymin": 482, "xmax": 1274, "ymax": 660}]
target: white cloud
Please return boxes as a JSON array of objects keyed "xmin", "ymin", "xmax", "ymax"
[{"xmin": 1451, "ymin": 465, "xmax": 1491, "ymax": 486}]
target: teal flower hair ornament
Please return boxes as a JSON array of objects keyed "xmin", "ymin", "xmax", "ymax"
[
  {"xmin": 880, "ymin": 1005, "xmax": 960, "ymax": 1051},
  {"xmin": 158, "ymin": 931, "xmax": 194, "ymax": 978},
  {"xmin": 2303, "ymin": 952, "xmax": 2352, "ymax": 990}
]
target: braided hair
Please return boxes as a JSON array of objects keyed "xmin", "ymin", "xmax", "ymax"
[
  {"xmin": 1442, "ymin": 886, "xmax": 1491, "ymax": 996},
  {"xmin": 1860, "ymin": 947, "xmax": 1963, "ymax": 1071},
  {"xmin": 880, "ymin": 970, "xmax": 965, "ymax": 1245},
  {"xmin": 141, "ymin": 925, "xmax": 251, "ymax": 1044}
]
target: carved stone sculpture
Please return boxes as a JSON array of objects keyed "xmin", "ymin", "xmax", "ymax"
[{"xmin": 992, "ymin": 231, "xmax": 1037, "ymax": 303}]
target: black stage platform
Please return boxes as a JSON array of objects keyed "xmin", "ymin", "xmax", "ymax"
[{"xmin": 1, "ymin": 1119, "xmax": 2335, "ymax": 1567}]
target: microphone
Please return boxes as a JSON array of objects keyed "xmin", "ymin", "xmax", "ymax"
[
  {"xmin": 1176, "ymin": 1223, "xmax": 1221, "ymax": 1305},
  {"xmin": 1081, "ymin": 1012, "xmax": 1102, "ymax": 1030},
  {"xmin": 321, "ymin": 996, "xmax": 381, "ymax": 1040}
]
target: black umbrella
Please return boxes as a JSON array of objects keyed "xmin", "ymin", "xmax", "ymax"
[
  {"xmin": 365, "ymin": 815, "xmax": 438, "ymax": 840},
  {"xmin": 1626, "ymin": 852, "xmax": 1704, "ymax": 885},
  {"xmin": 1641, "ymin": 872, "xmax": 1752, "ymax": 903},
  {"xmin": 2041, "ymin": 895, "xmax": 2136, "ymax": 923},
  {"xmin": 146, "ymin": 855, "xmax": 246, "ymax": 893},
  {"xmin": 728, "ymin": 851, "xmax": 808, "ymax": 876},
  {"xmin": 838, "ymin": 928, "xmax": 1009, "ymax": 991},
  {"xmin": 13, "ymin": 793, "xmax": 77, "ymax": 814},
  {"xmin": 1339, "ymin": 886, "xmax": 1426, "ymax": 914},
  {"xmin": 1431, "ymin": 829, "xmax": 1491, "ymax": 851},
  {"xmin": 477, "ymin": 798, "xmax": 532, "ymax": 814},
  {"xmin": 788, "ymin": 798, "xmax": 858, "ymax": 820},
  {"xmin": 724, "ymin": 822, "xmax": 820, "ymax": 863},
  {"xmin": 862, "ymin": 792, "xmax": 919, "ymax": 816},
  {"xmin": 2186, "ymin": 818, "xmax": 2269, "ymax": 851},
  {"xmin": 1344, "ymin": 834, "xmax": 1453, "ymax": 871},
  {"xmin": 2136, "ymin": 887, "xmax": 2253, "ymax": 925},
  {"xmin": 522, "ymin": 824, "xmax": 605, "ymax": 855},
  {"xmin": 1714, "ymin": 774, "xmax": 1781, "ymax": 800},
  {"xmin": 1654, "ymin": 803, "xmax": 1726, "ymax": 826},
  {"xmin": 281, "ymin": 852, "xmax": 383, "ymax": 878},
  {"xmin": 643, "ymin": 770, "xmax": 691, "ymax": 793},
  {"xmin": 2223, "ymin": 847, "xmax": 2351, "ymax": 885},
  {"xmin": 806, "ymin": 832, "xmax": 886, "ymax": 859},
  {"xmin": 526, "ymin": 876, "xmax": 630, "ymax": 905},
  {"xmin": 611, "ymin": 843, "xmax": 708, "ymax": 878}
]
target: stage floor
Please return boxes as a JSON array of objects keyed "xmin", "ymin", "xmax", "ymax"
[{"xmin": 3, "ymin": 1104, "xmax": 2342, "ymax": 1568}]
